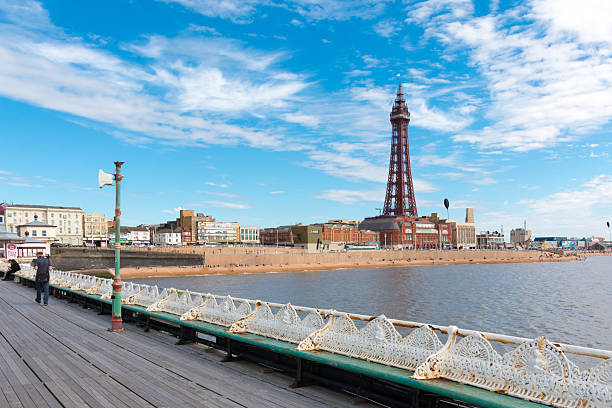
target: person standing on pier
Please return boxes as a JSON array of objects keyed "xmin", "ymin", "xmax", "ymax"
[{"xmin": 34, "ymin": 252, "xmax": 52, "ymax": 306}]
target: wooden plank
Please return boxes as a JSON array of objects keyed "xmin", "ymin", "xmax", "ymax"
[{"xmin": 0, "ymin": 281, "xmax": 373, "ymax": 408}]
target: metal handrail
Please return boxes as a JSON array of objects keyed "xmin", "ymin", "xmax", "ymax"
[
  {"xmin": 181, "ymin": 289, "xmax": 612, "ymax": 360},
  {"xmin": 23, "ymin": 268, "xmax": 612, "ymax": 360}
]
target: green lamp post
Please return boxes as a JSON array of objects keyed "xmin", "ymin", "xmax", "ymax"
[{"xmin": 99, "ymin": 161, "xmax": 125, "ymax": 332}]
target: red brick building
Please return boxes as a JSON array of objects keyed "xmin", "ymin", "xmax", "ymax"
[
  {"xmin": 360, "ymin": 215, "xmax": 452, "ymax": 249},
  {"xmin": 260, "ymin": 226, "xmax": 294, "ymax": 246}
]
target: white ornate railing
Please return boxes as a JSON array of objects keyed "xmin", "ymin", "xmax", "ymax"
[
  {"xmin": 180, "ymin": 294, "xmax": 252, "ymax": 327},
  {"xmin": 13, "ymin": 268, "xmax": 612, "ymax": 408},
  {"xmin": 229, "ymin": 301, "xmax": 325, "ymax": 344}
]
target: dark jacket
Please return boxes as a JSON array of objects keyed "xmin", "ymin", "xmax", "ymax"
[
  {"xmin": 34, "ymin": 256, "xmax": 51, "ymax": 283},
  {"xmin": 9, "ymin": 262, "xmax": 21, "ymax": 274},
  {"xmin": 3, "ymin": 261, "xmax": 20, "ymax": 280}
]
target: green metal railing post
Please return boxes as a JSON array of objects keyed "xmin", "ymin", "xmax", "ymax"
[{"xmin": 109, "ymin": 161, "xmax": 124, "ymax": 332}]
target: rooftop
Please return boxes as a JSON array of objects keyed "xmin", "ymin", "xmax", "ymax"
[
  {"xmin": 17, "ymin": 220, "xmax": 57, "ymax": 228},
  {"xmin": 0, "ymin": 224, "xmax": 24, "ymax": 242},
  {"xmin": 1, "ymin": 202, "xmax": 83, "ymax": 210}
]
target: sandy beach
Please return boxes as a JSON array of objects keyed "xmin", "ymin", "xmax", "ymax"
[{"xmin": 80, "ymin": 250, "xmax": 589, "ymax": 278}]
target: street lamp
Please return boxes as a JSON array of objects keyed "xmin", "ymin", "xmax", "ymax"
[{"xmin": 99, "ymin": 162, "xmax": 125, "ymax": 332}]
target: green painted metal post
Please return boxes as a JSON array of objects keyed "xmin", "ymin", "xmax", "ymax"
[{"xmin": 110, "ymin": 161, "xmax": 124, "ymax": 332}]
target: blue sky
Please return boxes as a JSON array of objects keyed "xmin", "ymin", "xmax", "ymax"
[{"xmin": 0, "ymin": 0, "xmax": 611, "ymax": 238}]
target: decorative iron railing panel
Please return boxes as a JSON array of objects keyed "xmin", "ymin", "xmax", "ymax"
[{"xmin": 12, "ymin": 268, "xmax": 611, "ymax": 408}]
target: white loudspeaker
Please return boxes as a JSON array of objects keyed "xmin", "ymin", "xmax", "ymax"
[{"xmin": 98, "ymin": 169, "xmax": 114, "ymax": 189}]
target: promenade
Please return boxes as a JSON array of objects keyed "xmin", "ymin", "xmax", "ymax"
[{"xmin": 0, "ymin": 281, "xmax": 371, "ymax": 408}]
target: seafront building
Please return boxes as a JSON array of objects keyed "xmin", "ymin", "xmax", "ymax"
[
  {"xmin": 260, "ymin": 225, "xmax": 294, "ymax": 246},
  {"xmin": 0, "ymin": 224, "xmax": 23, "ymax": 258},
  {"xmin": 476, "ymin": 231, "xmax": 505, "ymax": 249},
  {"xmin": 260, "ymin": 222, "xmax": 378, "ymax": 251},
  {"xmin": 83, "ymin": 211, "xmax": 108, "ymax": 247},
  {"xmin": 153, "ymin": 229, "xmax": 182, "ymax": 246},
  {"xmin": 1, "ymin": 203, "xmax": 84, "ymax": 245},
  {"xmin": 197, "ymin": 221, "xmax": 240, "ymax": 244},
  {"xmin": 239, "ymin": 226, "xmax": 260, "ymax": 244},
  {"xmin": 360, "ymin": 215, "xmax": 453, "ymax": 249},
  {"xmin": 510, "ymin": 227, "xmax": 532, "ymax": 247},
  {"xmin": 160, "ymin": 209, "xmax": 215, "ymax": 244},
  {"xmin": 16, "ymin": 215, "xmax": 57, "ymax": 247},
  {"xmin": 108, "ymin": 227, "xmax": 130, "ymax": 245},
  {"xmin": 533, "ymin": 236, "xmax": 566, "ymax": 249},
  {"xmin": 127, "ymin": 227, "xmax": 151, "ymax": 246},
  {"xmin": 316, "ymin": 221, "xmax": 378, "ymax": 251},
  {"xmin": 441, "ymin": 208, "xmax": 477, "ymax": 249}
]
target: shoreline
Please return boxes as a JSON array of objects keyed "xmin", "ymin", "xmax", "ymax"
[{"xmin": 83, "ymin": 252, "xmax": 591, "ymax": 279}]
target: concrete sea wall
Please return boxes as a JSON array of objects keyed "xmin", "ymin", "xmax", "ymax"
[
  {"xmin": 50, "ymin": 247, "xmax": 205, "ymax": 271},
  {"xmin": 107, "ymin": 247, "xmax": 579, "ymax": 277}
]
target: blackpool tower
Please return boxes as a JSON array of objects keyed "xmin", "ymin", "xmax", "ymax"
[{"xmin": 382, "ymin": 83, "xmax": 418, "ymax": 217}]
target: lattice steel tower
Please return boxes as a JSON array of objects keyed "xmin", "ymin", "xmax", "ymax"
[{"xmin": 383, "ymin": 83, "xmax": 418, "ymax": 217}]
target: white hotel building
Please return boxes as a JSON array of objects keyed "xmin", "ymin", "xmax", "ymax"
[{"xmin": 1, "ymin": 203, "xmax": 85, "ymax": 246}]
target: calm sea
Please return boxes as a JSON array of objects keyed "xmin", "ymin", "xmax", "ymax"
[{"xmin": 128, "ymin": 255, "xmax": 612, "ymax": 351}]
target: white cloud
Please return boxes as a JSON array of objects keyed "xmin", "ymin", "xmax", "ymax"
[
  {"xmin": 373, "ymin": 19, "xmax": 402, "ymax": 37},
  {"xmin": 361, "ymin": 55, "xmax": 382, "ymax": 68},
  {"xmin": 158, "ymin": 0, "xmax": 260, "ymax": 22},
  {"xmin": 282, "ymin": 112, "xmax": 320, "ymax": 127},
  {"xmin": 0, "ymin": 0, "xmax": 53, "ymax": 30},
  {"xmin": 316, "ymin": 178, "xmax": 437, "ymax": 205},
  {"xmin": 470, "ymin": 176, "xmax": 497, "ymax": 185},
  {"xmin": 162, "ymin": 0, "xmax": 390, "ymax": 22},
  {"xmin": 406, "ymin": 0, "xmax": 473, "ymax": 26},
  {"xmin": 194, "ymin": 200, "xmax": 251, "ymax": 209},
  {"xmin": 0, "ymin": 3, "xmax": 312, "ymax": 151},
  {"xmin": 204, "ymin": 181, "xmax": 229, "ymax": 188},
  {"xmin": 161, "ymin": 206, "xmax": 185, "ymax": 214},
  {"xmin": 269, "ymin": 191, "xmax": 284, "ymax": 195},
  {"xmin": 520, "ymin": 175, "xmax": 612, "ymax": 216},
  {"xmin": 344, "ymin": 69, "xmax": 371, "ymax": 77},
  {"xmin": 315, "ymin": 188, "xmax": 384, "ymax": 205},
  {"xmin": 305, "ymin": 149, "xmax": 387, "ymax": 183},
  {"xmin": 206, "ymin": 191, "xmax": 240, "ymax": 198},
  {"xmin": 532, "ymin": 0, "xmax": 612, "ymax": 44},
  {"xmin": 477, "ymin": 174, "xmax": 612, "ymax": 237},
  {"xmin": 413, "ymin": 1, "xmax": 612, "ymax": 151}
]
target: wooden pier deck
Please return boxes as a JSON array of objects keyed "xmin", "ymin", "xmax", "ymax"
[{"xmin": 0, "ymin": 281, "xmax": 375, "ymax": 408}]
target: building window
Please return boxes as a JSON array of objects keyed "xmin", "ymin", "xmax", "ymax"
[
  {"xmin": 42, "ymin": 230, "xmax": 47, "ymax": 237},
  {"xmin": 25, "ymin": 212, "xmax": 28, "ymax": 217},
  {"xmin": 68, "ymin": 228, "xmax": 71, "ymax": 234},
  {"xmin": 32, "ymin": 230, "xmax": 37, "ymax": 236}
]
